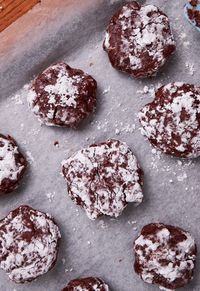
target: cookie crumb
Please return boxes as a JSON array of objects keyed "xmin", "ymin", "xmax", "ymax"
[{"xmin": 54, "ymin": 141, "xmax": 59, "ymax": 147}]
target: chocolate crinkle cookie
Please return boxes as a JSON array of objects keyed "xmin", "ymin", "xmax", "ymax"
[
  {"xmin": 0, "ymin": 205, "xmax": 61, "ymax": 283},
  {"xmin": 62, "ymin": 139, "xmax": 143, "ymax": 220},
  {"xmin": 103, "ymin": 1, "xmax": 176, "ymax": 78},
  {"xmin": 62, "ymin": 277, "xmax": 110, "ymax": 291},
  {"xmin": 134, "ymin": 223, "xmax": 197, "ymax": 290},
  {"xmin": 139, "ymin": 82, "xmax": 200, "ymax": 158},
  {"xmin": 187, "ymin": 0, "xmax": 200, "ymax": 28},
  {"xmin": 27, "ymin": 63, "xmax": 97, "ymax": 128},
  {"xmin": 0, "ymin": 134, "xmax": 27, "ymax": 194}
]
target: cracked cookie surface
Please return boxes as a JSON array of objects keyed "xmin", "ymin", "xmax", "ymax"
[
  {"xmin": 62, "ymin": 277, "xmax": 110, "ymax": 291},
  {"xmin": 103, "ymin": 1, "xmax": 176, "ymax": 78},
  {"xmin": 134, "ymin": 223, "xmax": 197, "ymax": 290},
  {"xmin": 0, "ymin": 134, "xmax": 27, "ymax": 194},
  {"xmin": 139, "ymin": 82, "xmax": 200, "ymax": 158},
  {"xmin": 62, "ymin": 139, "xmax": 143, "ymax": 220},
  {"xmin": 0, "ymin": 205, "xmax": 61, "ymax": 283},
  {"xmin": 27, "ymin": 63, "xmax": 97, "ymax": 128}
]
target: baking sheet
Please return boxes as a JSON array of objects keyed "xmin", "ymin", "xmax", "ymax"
[{"xmin": 0, "ymin": 0, "xmax": 200, "ymax": 290}]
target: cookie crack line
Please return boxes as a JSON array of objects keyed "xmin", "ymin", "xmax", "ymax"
[
  {"xmin": 62, "ymin": 139, "xmax": 143, "ymax": 220},
  {"xmin": 103, "ymin": 1, "xmax": 176, "ymax": 78}
]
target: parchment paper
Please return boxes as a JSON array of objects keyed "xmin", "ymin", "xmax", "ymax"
[{"xmin": 0, "ymin": 0, "xmax": 200, "ymax": 290}]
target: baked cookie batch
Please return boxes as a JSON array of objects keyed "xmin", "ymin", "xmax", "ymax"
[{"xmin": 0, "ymin": 1, "xmax": 199, "ymax": 290}]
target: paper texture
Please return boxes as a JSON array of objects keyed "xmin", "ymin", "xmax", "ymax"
[{"xmin": 0, "ymin": 0, "xmax": 199, "ymax": 290}]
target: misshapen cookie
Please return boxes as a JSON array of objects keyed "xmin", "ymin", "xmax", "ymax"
[
  {"xmin": 0, "ymin": 134, "xmax": 27, "ymax": 194},
  {"xmin": 62, "ymin": 277, "xmax": 110, "ymax": 291},
  {"xmin": 0, "ymin": 205, "xmax": 61, "ymax": 283},
  {"xmin": 27, "ymin": 63, "xmax": 97, "ymax": 128},
  {"xmin": 139, "ymin": 83, "xmax": 200, "ymax": 158},
  {"xmin": 134, "ymin": 223, "xmax": 197, "ymax": 290},
  {"xmin": 62, "ymin": 139, "xmax": 143, "ymax": 220},
  {"xmin": 103, "ymin": 1, "xmax": 175, "ymax": 78}
]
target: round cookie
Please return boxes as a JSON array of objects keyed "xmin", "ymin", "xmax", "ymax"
[
  {"xmin": 0, "ymin": 205, "xmax": 61, "ymax": 283},
  {"xmin": 62, "ymin": 139, "xmax": 143, "ymax": 220},
  {"xmin": 134, "ymin": 223, "xmax": 197, "ymax": 290},
  {"xmin": 0, "ymin": 134, "xmax": 27, "ymax": 194},
  {"xmin": 103, "ymin": 1, "xmax": 176, "ymax": 78},
  {"xmin": 27, "ymin": 63, "xmax": 97, "ymax": 128},
  {"xmin": 138, "ymin": 82, "xmax": 200, "ymax": 158},
  {"xmin": 62, "ymin": 277, "xmax": 110, "ymax": 291}
]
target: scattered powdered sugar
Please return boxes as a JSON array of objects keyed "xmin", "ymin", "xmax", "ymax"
[
  {"xmin": 136, "ymin": 83, "xmax": 162, "ymax": 97},
  {"xmin": 185, "ymin": 62, "xmax": 195, "ymax": 75},
  {"xmin": 0, "ymin": 205, "xmax": 61, "ymax": 283},
  {"xmin": 26, "ymin": 151, "xmax": 35, "ymax": 165},
  {"xmin": 62, "ymin": 139, "xmax": 143, "ymax": 220},
  {"xmin": 61, "ymin": 258, "xmax": 66, "ymax": 265},
  {"xmin": 46, "ymin": 191, "xmax": 56, "ymax": 202},
  {"xmin": 128, "ymin": 220, "xmax": 138, "ymax": 231},
  {"xmin": 64, "ymin": 267, "xmax": 74, "ymax": 273},
  {"xmin": 91, "ymin": 119, "xmax": 136, "ymax": 135},
  {"xmin": 137, "ymin": 85, "xmax": 155, "ymax": 97},
  {"xmin": 11, "ymin": 94, "xmax": 23, "ymax": 105},
  {"xmin": 98, "ymin": 219, "xmax": 108, "ymax": 229},
  {"xmin": 102, "ymin": 86, "xmax": 111, "ymax": 95},
  {"xmin": 177, "ymin": 172, "xmax": 187, "ymax": 182}
]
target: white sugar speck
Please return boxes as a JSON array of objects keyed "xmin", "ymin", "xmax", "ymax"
[
  {"xmin": 103, "ymin": 86, "xmax": 111, "ymax": 95},
  {"xmin": 177, "ymin": 172, "xmax": 187, "ymax": 182},
  {"xmin": 46, "ymin": 192, "xmax": 56, "ymax": 202},
  {"xmin": 26, "ymin": 151, "xmax": 34, "ymax": 164}
]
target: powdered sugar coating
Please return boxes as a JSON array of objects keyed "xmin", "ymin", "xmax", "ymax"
[
  {"xmin": 62, "ymin": 139, "xmax": 143, "ymax": 220},
  {"xmin": 27, "ymin": 63, "xmax": 97, "ymax": 128},
  {"xmin": 103, "ymin": 1, "xmax": 176, "ymax": 78},
  {"xmin": 0, "ymin": 134, "xmax": 26, "ymax": 193},
  {"xmin": 62, "ymin": 277, "xmax": 110, "ymax": 291},
  {"xmin": 134, "ymin": 223, "xmax": 197, "ymax": 290},
  {"xmin": 0, "ymin": 205, "xmax": 61, "ymax": 283},
  {"xmin": 139, "ymin": 83, "xmax": 200, "ymax": 158}
]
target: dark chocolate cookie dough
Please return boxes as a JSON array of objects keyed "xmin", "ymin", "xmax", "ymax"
[
  {"xmin": 0, "ymin": 134, "xmax": 26, "ymax": 194},
  {"xmin": 28, "ymin": 63, "xmax": 97, "ymax": 128},
  {"xmin": 62, "ymin": 139, "xmax": 143, "ymax": 220},
  {"xmin": 0, "ymin": 205, "xmax": 61, "ymax": 283},
  {"xmin": 139, "ymin": 82, "xmax": 200, "ymax": 158},
  {"xmin": 103, "ymin": 1, "xmax": 176, "ymax": 78},
  {"xmin": 187, "ymin": 0, "xmax": 200, "ymax": 28},
  {"xmin": 62, "ymin": 277, "xmax": 109, "ymax": 291},
  {"xmin": 134, "ymin": 223, "xmax": 197, "ymax": 290}
]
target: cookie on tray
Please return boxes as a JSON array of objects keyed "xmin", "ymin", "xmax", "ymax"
[
  {"xmin": 27, "ymin": 63, "xmax": 97, "ymax": 128},
  {"xmin": 0, "ymin": 205, "xmax": 61, "ymax": 283},
  {"xmin": 186, "ymin": 0, "xmax": 200, "ymax": 28},
  {"xmin": 103, "ymin": 1, "xmax": 176, "ymax": 78},
  {"xmin": 62, "ymin": 139, "xmax": 143, "ymax": 220},
  {"xmin": 0, "ymin": 134, "xmax": 27, "ymax": 194},
  {"xmin": 62, "ymin": 277, "xmax": 110, "ymax": 291},
  {"xmin": 139, "ymin": 82, "xmax": 200, "ymax": 158},
  {"xmin": 134, "ymin": 223, "xmax": 197, "ymax": 290}
]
